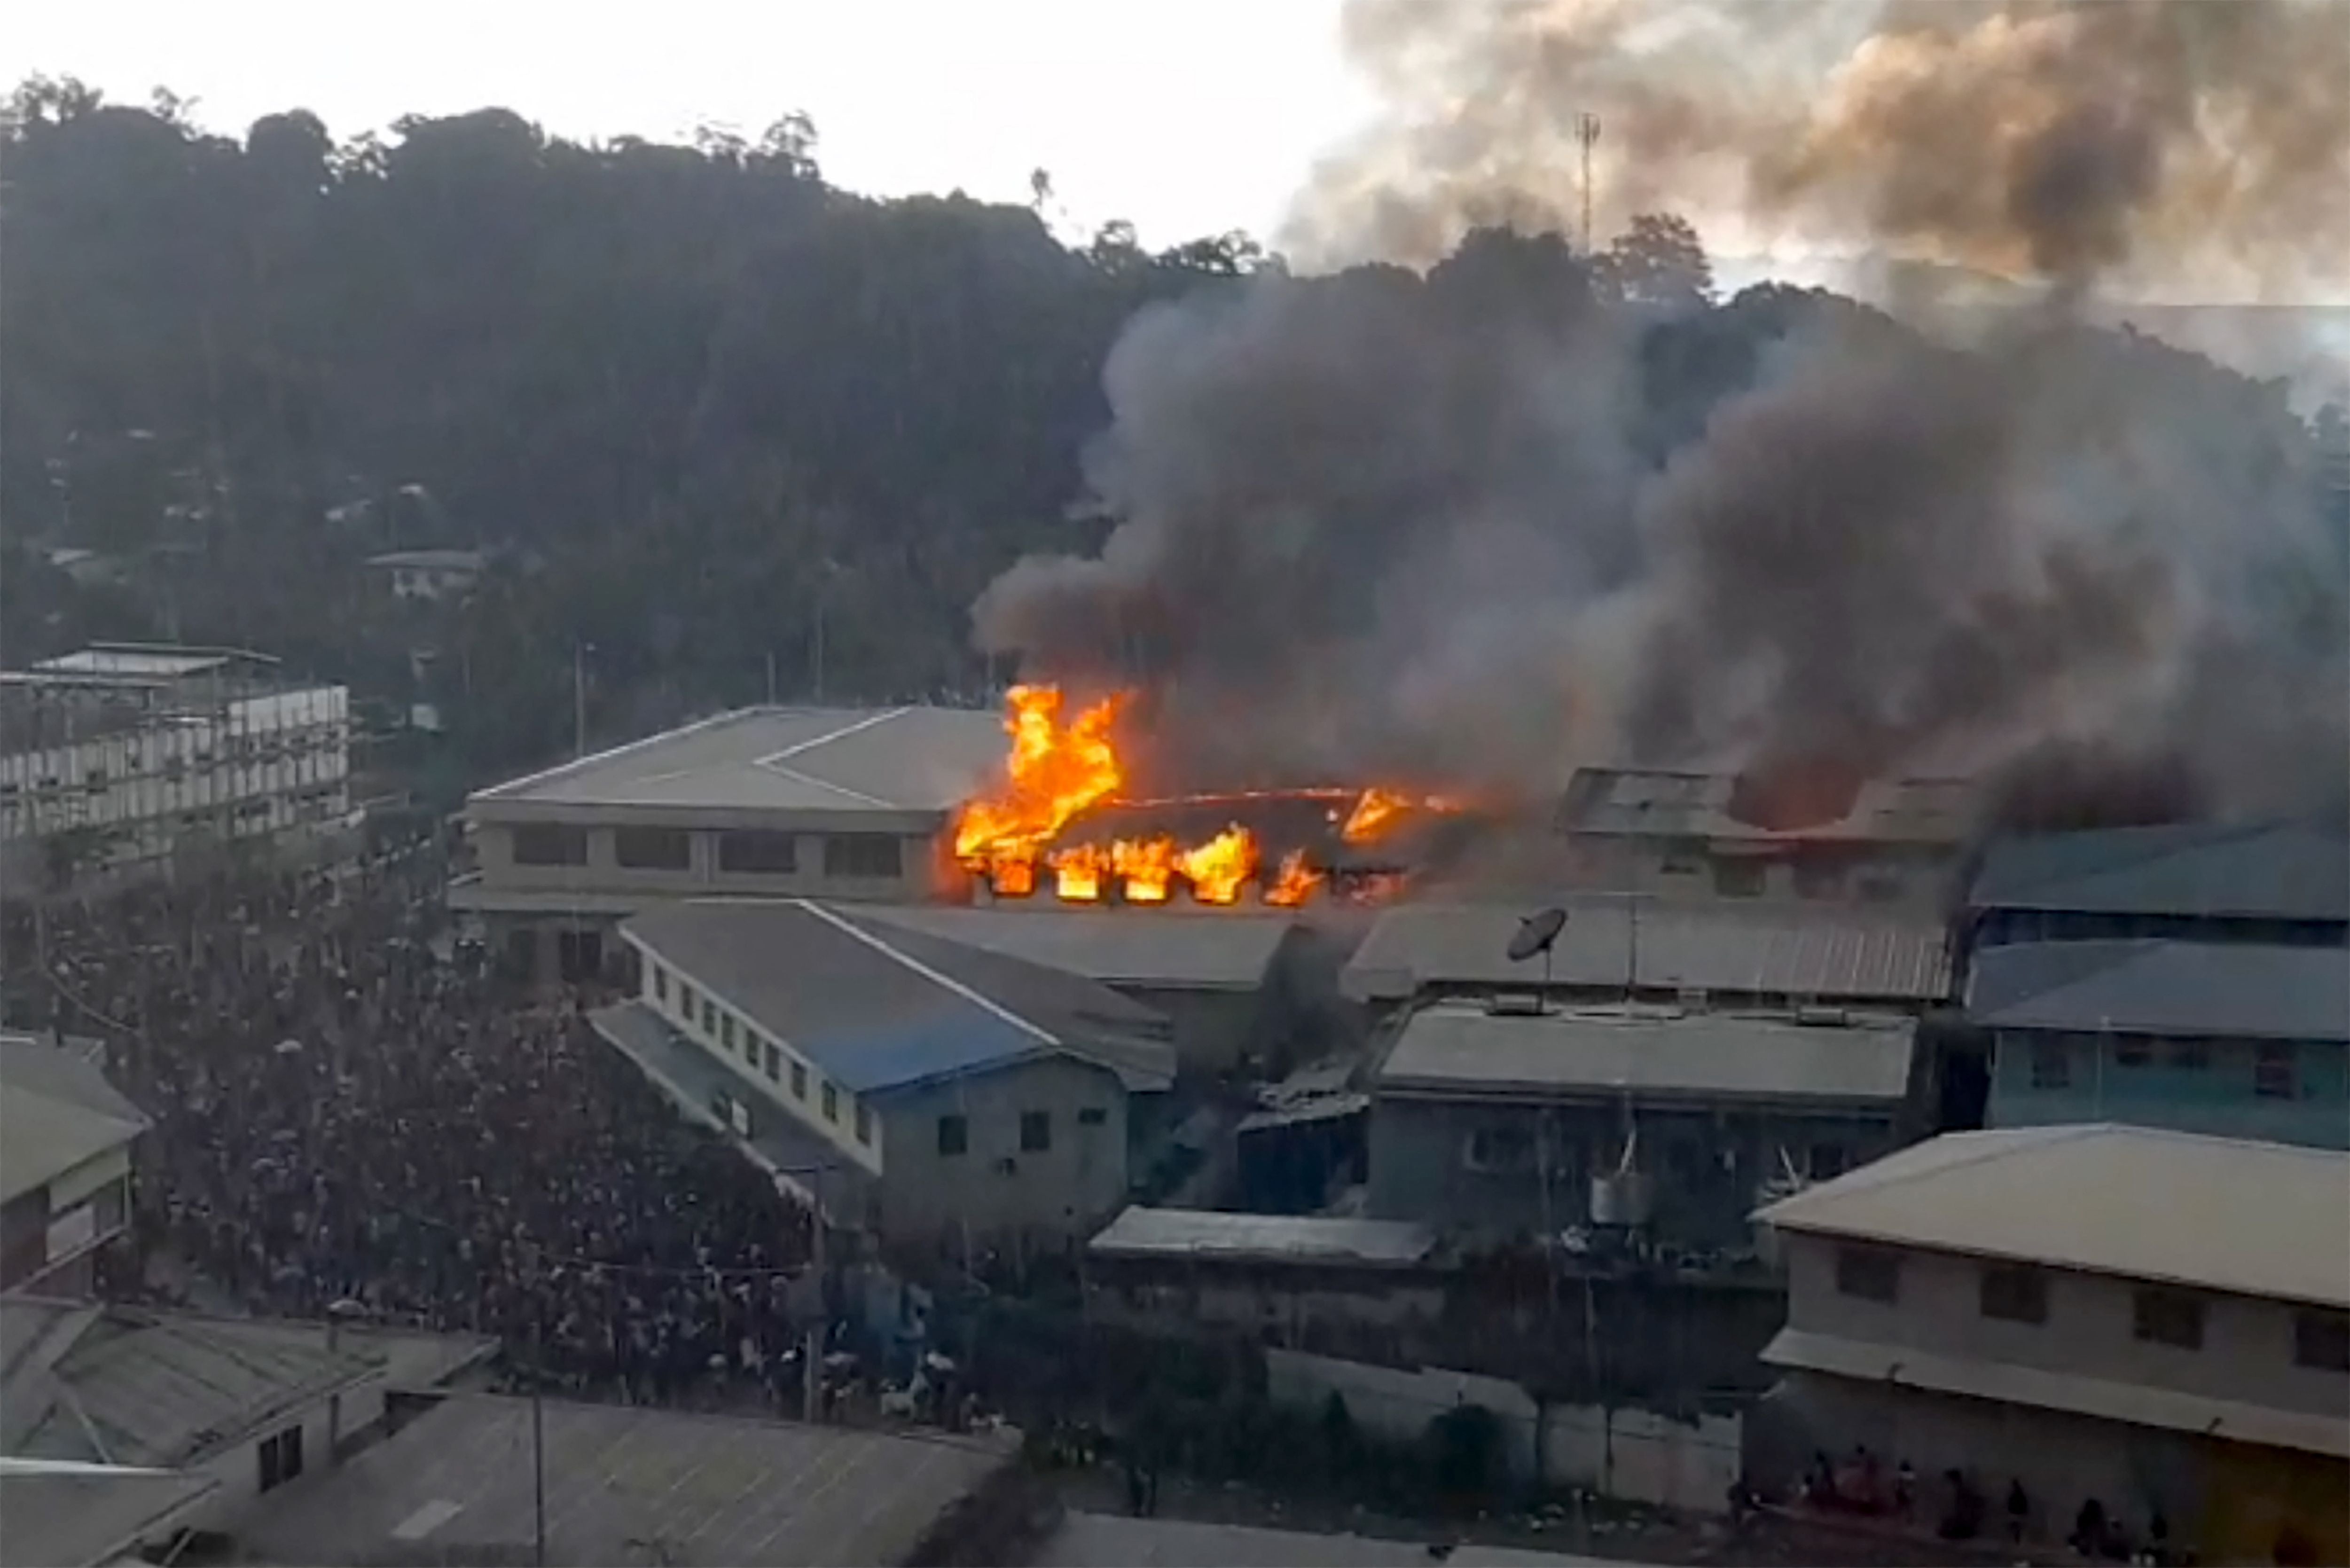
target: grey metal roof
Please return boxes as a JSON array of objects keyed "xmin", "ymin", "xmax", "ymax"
[
  {"xmin": 1757, "ymin": 1125, "xmax": 2350, "ymax": 1309},
  {"xmin": 621, "ymin": 899, "xmax": 1175, "ymax": 1095},
  {"xmin": 1966, "ymin": 939, "xmax": 2350, "ymax": 1041},
  {"xmin": 851, "ymin": 904, "xmax": 1299, "ymax": 991},
  {"xmin": 1088, "ymin": 1207, "xmax": 1440, "ymax": 1268},
  {"xmin": 233, "ymin": 1392, "xmax": 1013, "ymax": 1568},
  {"xmin": 1764, "ymin": 1327, "xmax": 2350, "ymax": 1458},
  {"xmin": 1969, "ymin": 821, "xmax": 2350, "ymax": 921},
  {"xmin": 0, "ymin": 1465, "xmax": 220, "ymax": 1568},
  {"xmin": 1342, "ymin": 899, "xmax": 1952, "ymax": 1005},
  {"xmin": 470, "ymin": 704, "xmax": 1006, "ymax": 815},
  {"xmin": 1558, "ymin": 767, "xmax": 1975, "ymax": 846},
  {"xmin": 0, "ymin": 1033, "xmax": 149, "ymax": 1205},
  {"xmin": 0, "ymin": 1300, "xmax": 385, "ymax": 1468},
  {"xmin": 1377, "ymin": 1004, "xmax": 1916, "ymax": 1104}
]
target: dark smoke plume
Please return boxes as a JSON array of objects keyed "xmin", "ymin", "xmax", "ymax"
[{"xmin": 972, "ymin": 0, "xmax": 2350, "ymax": 826}]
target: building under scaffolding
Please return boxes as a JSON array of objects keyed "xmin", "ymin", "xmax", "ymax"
[{"xmin": 0, "ymin": 643, "xmax": 352, "ymax": 894}]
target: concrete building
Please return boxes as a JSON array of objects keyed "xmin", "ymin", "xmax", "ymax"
[
  {"xmin": 1554, "ymin": 767, "xmax": 1974, "ymax": 909},
  {"xmin": 1, "ymin": 1032, "xmax": 148, "ymax": 1294},
  {"xmin": 1966, "ymin": 819, "xmax": 2350, "ymax": 949},
  {"xmin": 1342, "ymin": 897, "xmax": 1954, "ymax": 1019},
  {"xmin": 231, "ymin": 1392, "xmax": 1018, "ymax": 1568},
  {"xmin": 0, "ymin": 644, "xmax": 351, "ymax": 893},
  {"xmin": 594, "ymin": 898, "xmax": 1176, "ymax": 1255},
  {"xmin": 0, "ymin": 1457, "xmax": 223, "ymax": 1568},
  {"xmin": 451, "ymin": 705, "xmax": 1005, "ymax": 983},
  {"xmin": 364, "ymin": 546, "xmax": 486, "ymax": 602},
  {"xmin": 0, "ymin": 1297, "xmax": 492, "ymax": 1547},
  {"xmin": 1367, "ymin": 1004, "xmax": 1919, "ymax": 1250},
  {"xmin": 1971, "ymin": 939, "xmax": 2350, "ymax": 1148},
  {"xmin": 1754, "ymin": 1126, "xmax": 2350, "ymax": 1566},
  {"xmin": 854, "ymin": 904, "xmax": 1311, "ymax": 1077},
  {"xmin": 1083, "ymin": 1207, "xmax": 1451, "ymax": 1348}
]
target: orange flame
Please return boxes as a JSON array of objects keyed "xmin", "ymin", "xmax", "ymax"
[
  {"xmin": 1050, "ymin": 843, "xmax": 1109, "ymax": 901},
  {"xmin": 1175, "ymin": 824, "xmax": 1259, "ymax": 905},
  {"xmin": 1264, "ymin": 849, "xmax": 1324, "ymax": 908},
  {"xmin": 1113, "ymin": 837, "xmax": 1175, "ymax": 903},
  {"xmin": 1340, "ymin": 788, "xmax": 1412, "ymax": 844},
  {"xmin": 954, "ymin": 685, "xmax": 1128, "ymax": 882}
]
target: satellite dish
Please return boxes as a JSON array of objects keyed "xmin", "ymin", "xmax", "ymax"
[{"xmin": 1508, "ymin": 907, "xmax": 1568, "ymax": 962}]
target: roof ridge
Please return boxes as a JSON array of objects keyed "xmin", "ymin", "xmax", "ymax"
[{"xmin": 793, "ymin": 901, "xmax": 1059, "ymax": 1050}]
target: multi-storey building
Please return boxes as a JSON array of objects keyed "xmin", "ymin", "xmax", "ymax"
[
  {"xmin": 451, "ymin": 706, "xmax": 1006, "ymax": 983},
  {"xmin": 0, "ymin": 1032, "xmax": 147, "ymax": 1295},
  {"xmin": 0, "ymin": 644, "xmax": 351, "ymax": 893},
  {"xmin": 1755, "ymin": 1125, "xmax": 2350, "ymax": 1566}
]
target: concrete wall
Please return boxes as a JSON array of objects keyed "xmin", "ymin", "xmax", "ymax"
[
  {"xmin": 876, "ymin": 1056, "xmax": 1133, "ymax": 1254},
  {"xmin": 1782, "ymin": 1235, "xmax": 2350, "ymax": 1421},
  {"xmin": 471, "ymin": 817, "xmax": 948, "ymax": 905},
  {"xmin": 1368, "ymin": 1098, "xmax": 1903, "ymax": 1249},
  {"xmin": 1987, "ymin": 1027, "xmax": 2350, "ymax": 1149}
]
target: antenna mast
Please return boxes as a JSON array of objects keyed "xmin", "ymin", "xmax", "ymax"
[{"xmin": 1576, "ymin": 113, "xmax": 1602, "ymax": 257}]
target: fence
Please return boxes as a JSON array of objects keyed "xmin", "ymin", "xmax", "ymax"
[{"xmin": 1265, "ymin": 1348, "xmax": 1739, "ymax": 1513}]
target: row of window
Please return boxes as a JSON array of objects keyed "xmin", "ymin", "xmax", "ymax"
[
  {"xmin": 2024, "ymin": 1033, "xmax": 2304, "ymax": 1098},
  {"xmin": 651, "ymin": 962, "xmax": 873, "ymax": 1145},
  {"xmin": 1461, "ymin": 1127, "xmax": 1850, "ymax": 1182},
  {"xmin": 936, "ymin": 1106, "xmax": 1107, "ymax": 1157},
  {"xmin": 512, "ymin": 823, "xmax": 904, "ymax": 879},
  {"xmin": 1832, "ymin": 1247, "xmax": 2350, "ymax": 1371}
]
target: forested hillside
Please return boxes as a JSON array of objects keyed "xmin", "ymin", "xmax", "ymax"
[{"xmin": 3, "ymin": 77, "xmax": 2340, "ymax": 793}]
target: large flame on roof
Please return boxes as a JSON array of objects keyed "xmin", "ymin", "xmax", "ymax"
[{"xmin": 954, "ymin": 684, "xmax": 1453, "ymax": 906}]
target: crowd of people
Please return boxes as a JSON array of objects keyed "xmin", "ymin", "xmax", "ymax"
[{"xmin": 4, "ymin": 839, "xmax": 824, "ymax": 1410}]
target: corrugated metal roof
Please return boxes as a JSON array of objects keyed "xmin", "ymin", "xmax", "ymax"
[
  {"xmin": 470, "ymin": 705, "xmax": 1006, "ymax": 815},
  {"xmin": 0, "ymin": 1035, "xmax": 149, "ymax": 1205},
  {"xmin": 1558, "ymin": 768, "xmax": 1975, "ymax": 846},
  {"xmin": 1765, "ymin": 1327, "xmax": 2350, "ymax": 1458},
  {"xmin": 851, "ymin": 905, "xmax": 1298, "ymax": 991},
  {"xmin": 1757, "ymin": 1125, "xmax": 2350, "ymax": 1308},
  {"xmin": 1966, "ymin": 940, "xmax": 2350, "ymax": 1041},
  {"xmin": 1969, "ymin": 821, "xmax": 2350, "ymax": 921},
  {"xmin": 1377, "ymin": 1004, "xmax": 1916, "ymax": 1104},
  {"xmin": 233, "ymin": 1393, "xmax": 1011, "ymax": 1568},
  {"xmin": 0, "ymin": 1301, "xmax": 385, "ymax": 1468},
  {"xmin": 1342, "ymin": 899, "xmax": 1952, "ymax": 1005},
  {"xmin": 1088, "ymin": 1207, "xmax": 1439, "ymax": 1268},
  {"xmin": 621, "ymin": 900, "xmax": 1175, "ymax": 1095},
  {"xmin": 0, "ymin": 1466, "xmax": 220, "ymax": 1568}
]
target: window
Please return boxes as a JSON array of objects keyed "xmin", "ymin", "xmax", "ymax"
[
  {"xmin": 1021, "ymin": 1111, "xmax": 1052, "ymax": 1152},
  {"xmin": 1712, "ymin": 858, "xmax": 1766, "ymax": 897},
  {"xmin": 2295, "ymin": 1309, "xmax": 2350, "ymax": 1372},
  {"xmin": 700, "ymin": 996, "xmax": 716, "ymax": 1035},
  {"xmin": 679, "ymin": 982, "xmax": 698, "ymax": 1020},
  {"xmin": 2166, "ymin": 1037, "xmax": 2211, "ymax": 1071},
  {"xmin": 614, "ymin": 826, "xmax": 692, "ymax": 870},
  {"xmin": 1980, "ymin": 1265, "xmax": 2049, "ymax": 1325},
  {"xmin": 762, "ymin": 1041, "xmax": 782, "ymax": 1082},
  {"xmin": 1835, "ymin": 1247, "xmax": 1901, "ymax": 1304},
  {"xmin": 721, "ymin": 1013, "xmax": 737, "ymax": 1053},
  {"xmin": 258, "ymin": 1424, "xmax": 305, "ymax": 1491},
  {"xmin": 822, "ymin": 1082, "xmax": 839, "ymax": 1122},
  {"xmin": 1078, "ymin": 1107, "xmax": 1108, "ymax": 1127},
  {"xmin": 855, "ymin": 1104, "xmax": 873, "ymax": 1144},
  {"xmin": 824, "ymin": 834, "xmax": 903, "ymax": 880},
  {"xmin": 791, "ymin": 1061, "xmax": 808, "ymax": 1100},
  {"xmin": 2255, "ymin": 1042, "xmax": 2298, "ymax": 1099},
  {"xmin": 652, "ymin": 966, "xmax": 668, "ymax": 1004},
  {"xmin": 2133, "ymin": 1288, "xmax": 2205, "ymax": 1350},
  {"xmin": 938, "ymin": 1114, "xmax": 969, "ymax": 1156},
  {"xmin": 719, "ymin": 829, "xmax": 799, "ymax": 874},
  {"xmin": 511, "ymin": 824, "xmax": 588, "ymax": 866},
  {"xmin": 2113, "ymin": 1034, "xmax": 2154, "ymax": 1068},
  {"xmin": 1464, "ymin": 1126, "xmax": 1534, "ymax": 1173},
  {"xmin": 2029, "ymin": 1037, "xmax": 2071, "ymax": 1090}
]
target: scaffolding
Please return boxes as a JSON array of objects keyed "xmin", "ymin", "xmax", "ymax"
[{"xmin": 0, "ymin": 643, "xmax": 354, "ymax": 896}]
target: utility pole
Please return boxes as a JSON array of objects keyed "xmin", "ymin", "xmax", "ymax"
[
  {"xmin": 1576, "ymin": 112, "xmax": 1602, "ymax": 258},
  {"xmin": 572, "ymin": 642, "xmax": 589, "ymax": 760}
]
